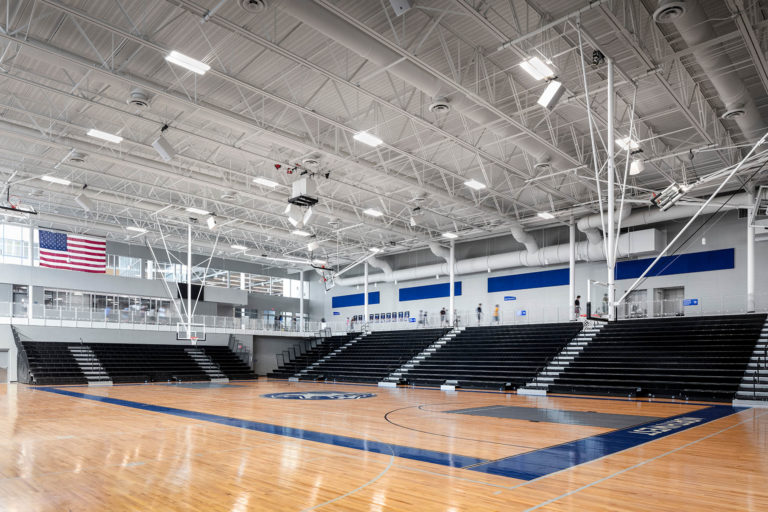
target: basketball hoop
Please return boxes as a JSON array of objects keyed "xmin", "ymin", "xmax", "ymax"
[{"xmin": 190, "ymin": 337, "xmax": 198, "ymax": 346}]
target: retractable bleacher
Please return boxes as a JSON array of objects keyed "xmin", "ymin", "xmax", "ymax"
[
  {"xmin": 90, "ymin": 344, "xmax": 210, "ymax": 383},
  {"xmin": 548, "ymin": 314, "xmax": 767, "ymax": 401},
  {"xmin": 267, "ymin": 333, "xmax": 358, "ymax": 379},
  {"xmin": 22, "ymin": 342, "xmax": 87, "ymax": 385},
  {"xmin": 201, "ymin": 346, "xmax": 257, "ymax": 380},
  {"xmin": 301, "ymin": 329, "xmax": 447, "ymax": 383},
  {"xmin": 405, "ymin": 323, "xmax": 583, "ymax": 389}
]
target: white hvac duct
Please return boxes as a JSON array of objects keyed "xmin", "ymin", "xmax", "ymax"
[
  {"xmin": 510, "ymin": 223, "xmax": 539, "ymax": 253},
  {"xmin": 654, "ymin": 0, "xmax": 767, "ymax": 141},
  {"xmin": 334, "ymin": 229, "xmax": 661, "ymax": 286},
  {"xmin": 428, "ymin": 242, "xmax": 450, "ymax": 262},
  {"xmin": 367, "ymin": 255, "xmax": 393, "ymax": 280},
  {"xmin": 577, "ymin": 205, "xmax": 631, "ymax": 244},
  {"xmin": 279, "ymin": 0, "xmax": 574, "ymax": 171}
]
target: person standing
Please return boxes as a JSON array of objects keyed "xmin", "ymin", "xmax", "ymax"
[
  {"xmin": 476, "ymin": 303, "xmax": 482, "ymax": 325},
  {"xmin": 440, "ymin": 307, "xmax": 446, "ymax": 326},
  {"xmin": 574, "ymin": 295, "xmax": 581, "ymax": 318},
  {"xmin": 493, "ymin": 304, "xmax": 500, "ymax": 324}
]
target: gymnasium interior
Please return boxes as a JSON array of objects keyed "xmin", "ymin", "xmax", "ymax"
[{"xmin": 0, "ymin": 0, "xmax": 767, "ymax": 510}]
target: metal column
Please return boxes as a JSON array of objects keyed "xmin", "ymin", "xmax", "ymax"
[
  {"xmin": 363, "ymin": 261, "xmax": 369, "ymax": 324},
  {"xmin": 187, "ymin": 223, "xmax": 192, "ymax": 339},
  {"xmin": 606, "ymin": 57, "xmax": 616, "ymax": 321},
  {"xmin": 299, "ymin": 270, "xmax": 305, "ymax": 331},
  {"xmin": 747, "ymin": 186, "xmax": 756, "ymax": 312},
  {"xmin": 569, "ymin": 220, "xmax": 576, "ymax": 321},
  {"xmin": 449, "ymin": 240, "xmax": 455, "ymax": 326}
]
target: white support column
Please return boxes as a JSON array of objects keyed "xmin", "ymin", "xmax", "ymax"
[
  {"xmin": 299, "ymin": 270, "xmax": 305, "ymax": 331},
  {"xmin": 606, "ymin": 57, "xmax": 616, "ymax": 322},
  {"xmin": 569, "ymin": 220, "xmax": 576, "ymax": 321},
  {"xmin": 28, "ymin": 225, "xmax": 34, "ymax": 321},
  {"xmin": 747, "ymin": 186, "xmax": 756, "ymax": 312},
  {"xmin": 187, "ymin": 223, "xmax": 192, "ymax": 339},
  {"xmin": 363, "ymin": 261, "xmax": 369, "ymax": 325},
  {"xmin": 449, "ymin": 240, "xmax": 455, "ymax": 326}
]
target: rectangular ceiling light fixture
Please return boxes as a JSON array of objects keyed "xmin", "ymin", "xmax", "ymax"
[
  {"xmin": 464, "ymin": 179, "xmax": 486, "ymax": 190},
  {"xmin": 126, "ymin": 226, "xmax": 147, "ymax": 233},
  {"xmin": 520, "ymin": 57, "xmax": 554, "ymax": 81},
  {"xmin": 537, "ymin": 211, "xmax": 555, "ymax": 219},
  {"xmin": 86, "ymin": 129, "xmax": 123, "ymax": 144},
  {"xmin": 616, "ymin": 137, "xmax": 640, "ymax": 151},
  {"xmin": 253, "ymin": 177, "xmax": 279, "ymax": 187},
  {"xmin": 41, "ymin": 175, "xmax": 71, "ymax": 186},
  {"xmin": 165, "ymin": 50, "xmax": 210, "ymax": 75},
  {"xmin": 363, "ymin": 208, "xmax": 383, "ymax": 217},
  {"xmin": 185, "ymin": 207, "xmax": 210, "ymax": 215},
  {"xmin": 353, "ymin": 131, "xmax": 383, "ymax": 147},
  {"xmin": 442, "ymin": 232, "xmax": 458, "ymax": 239},
  {"xmin": 537, "ymin": 80, "xmax": 565, "ymax": 109},
  {"xmin": 292, "ymin": 229, "xmax": 311, "ymax": 237},
  {"xmin": 231, "ymin": 244, "xmax": 248, "ymax": 251}
]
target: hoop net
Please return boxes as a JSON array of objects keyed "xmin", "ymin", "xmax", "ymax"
[{"xmin": 190, "ymin": 337, "xmax": 199, "ymax": 346}]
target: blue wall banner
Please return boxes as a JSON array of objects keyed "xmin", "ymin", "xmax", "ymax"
[
  {"xmin": 488, "ymin": 268, "xmax": 568, "ymax": 293},
  {"xmin": 504, "ymin": 296, "xmax": 516, "ymax": 301},
  {"xmin": 615, "ymin": 248, "xmax": 734, "ymax": 280},
  {"xmin": 683, "ymin": 299, "xmax": 699, "ymax": 306},
  {"xmin": 398, "ymin": 282, "xmax": 462, "ymax": 302},
  {"xmin": 331, "ymin": 291, "xmax": 381, "ymax": 308}
]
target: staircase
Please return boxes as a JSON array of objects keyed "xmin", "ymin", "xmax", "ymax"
[
  {"xmin": 68, "ymin": 345, "xmax": 112, "ymax": 386},
  {"xmin": 519, "ymin": 323, "xmax": 604, "ymax": 396},
  {"xmin": 185, "ymin": 347, "xmax": 229, "ymax": 382},
  {"xmin": 735, "ymin": 317, "xmax": 768, "ymax": 403},
  {"xmin": 379, "ymin": 326, "xmax": 463, "ymax": 388},
  {"xmin": 294, "ymin": 331, "xmax": 369, "ymax": 381}
]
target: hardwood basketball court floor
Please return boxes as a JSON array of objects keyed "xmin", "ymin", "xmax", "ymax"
[{"xmin": 0, "ymin": 380, "xmax": 766, "ymax": 511}]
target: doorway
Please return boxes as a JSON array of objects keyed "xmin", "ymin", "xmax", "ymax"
[
  {"xmin": 624, "ymin": 289, "xmax": 648, "ymax": 318},
  {"xmin": 654, "ymin": 287, "xmax": 684, "ymax": 317},
  {"xmin": 0, "ymin": 350, "xmax": 8, "ymax": 384}
]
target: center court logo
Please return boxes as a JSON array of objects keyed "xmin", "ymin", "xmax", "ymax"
[{"xmin": 262, "ymin": 390, "xmax": 376, "ymax": 400}]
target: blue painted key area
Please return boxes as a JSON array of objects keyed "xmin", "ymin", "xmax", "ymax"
[{"xmin": 39, "ymin": 387, "xmax": 743, "ymax": 481}]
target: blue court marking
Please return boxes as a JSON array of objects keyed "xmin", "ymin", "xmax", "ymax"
[
  {"xmin": 37, "ymin": 387, "xmax": 743, "ymax": 482},
  {"xmin": 466, "ymin": 405, "xmax": 744, "ymax": 480},
  {"xmin": 37, "ymin": 387, "xmax": 484, "ymax": 469}
]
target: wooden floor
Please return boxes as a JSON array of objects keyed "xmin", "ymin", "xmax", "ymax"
[{"xmin": 0, "ymin": 380, "xmax": 766, "ymax": 511}]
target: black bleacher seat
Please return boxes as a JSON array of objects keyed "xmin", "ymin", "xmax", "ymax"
[
  {"xmin": 267, "ymin": 333, "xmax": 358, "ymax": 379},
  {"xmin": 201, "ymin": 346, "xmax": 258, "ymax": 380},
  {"xmin": 89, "ymin": 344, "xmax": 210, "ymax": 383},
  {"xmin": 22, "ymin": 341, "xmax": 87, "ymax": 385},
  {"xmin": 301, "ymin": 329, "xmax": 448, "ymax": 383},
  {"xmin": 548, "ymin": 314, "xmax": 767, "ymax": 401},
  {"xmin": 405, "ymin": 323, "xmax": 583, "ymax": 389}
]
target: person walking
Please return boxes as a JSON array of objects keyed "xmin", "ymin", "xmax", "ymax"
[
  {"xmin": 574, "ymin": 295, "xmax": 581, "ymax": 318},
  {"xmin": 493, "ymin": 304, "xmax": 500, "ymax": 324},
  {"xmin": 476, "ymin": 303, "xmax": 483, "ymax": 325}
]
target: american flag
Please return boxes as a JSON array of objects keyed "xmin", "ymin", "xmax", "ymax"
[{"xmin": 38, "ymin": 230, "xmax": 106, "ymax": 273}]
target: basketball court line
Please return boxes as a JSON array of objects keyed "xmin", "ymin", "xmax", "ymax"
[{"xmin": 37, "ymin": 386, "xmax": 745, "ymax": 483}]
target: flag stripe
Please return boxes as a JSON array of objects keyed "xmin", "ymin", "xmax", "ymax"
[{"xmin": 38, "ymin": 229, "xmax": 107, "ymax": 274}]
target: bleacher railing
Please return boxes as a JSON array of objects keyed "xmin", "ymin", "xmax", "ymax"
[{"xmin": 0, "ymin": 302, "xmax": 319, "ymax": 336}]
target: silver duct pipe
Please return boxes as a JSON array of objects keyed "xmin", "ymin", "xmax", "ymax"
[
  {"xmin": 577, "ymin": 205, "xmax": 631, "ymax": 244},
  {"xmin": 428, "ymin": 243, "xmax": 451, "ymax": 262},
  {"xmin": 655, "ymin": 0, "xmax": 767, "ymax": 141},
  {"xmin": 367, "ymin": 256, "xmax": 393, "ymax": 280},
  {"xmin": 334, "ymin": 230, "xmax": 655, "ymax": 287},
  {"xmin": 510, "ymin": 223, "xmax": 539, "ymax": 253},
  {"xmin": 279, "ymin": 0, "xmax": 573, "ymax": 171}
]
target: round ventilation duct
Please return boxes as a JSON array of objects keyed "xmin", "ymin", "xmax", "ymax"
[
  {"xmin": 126, "ymin": 88, "xmax": 151, "ymax": 108},
  {"xmin": 721, "ymin": 108, "xmax": 746, "ymax": 120},
  {"xmin": 238, "ymin": 0, "xmax": 268, "ymax": 13},
  {"xmin": 67, "ymin": 150, "xmax": 87, "ymax": 163},
  {"xmin": 653, "ymin": 1, "xmax": 687, "ymax": 23},
  {"xmin": 428, "ymin": 98, "xmax": 451, "ymax": 114}
]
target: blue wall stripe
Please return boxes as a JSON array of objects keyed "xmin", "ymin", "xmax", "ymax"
[
  {"xmin": 398, "ymin": 282, "xmax": 462, "ymax": 302},
  {"xmin": 38, "ymin": 387, "xmax": 742, "ymax": 482},
  {"xmin": 488, "ymin": 268, "xmax": 569, "ymax": 293},
  {"xmin": 615, "ymin": 248, "xmax": 734, "ymax": 280},
  {"xmin": 331, "ymin": 291, "xmax": 380, "ymax": 309}
]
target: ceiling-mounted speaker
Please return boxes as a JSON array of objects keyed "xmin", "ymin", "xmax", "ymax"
[{"xmin": 152, "ymin": 135, "xmax": 176, "ymax": 162}]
